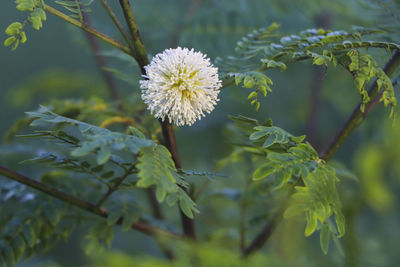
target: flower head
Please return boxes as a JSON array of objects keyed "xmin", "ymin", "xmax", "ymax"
[{"xmin": 140, "ymin": 47, "xmax": 222, "ymax": 126}]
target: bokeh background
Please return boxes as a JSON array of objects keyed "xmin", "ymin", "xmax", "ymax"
[{"xmin": 1, "ymin": 0, "xmax": 400, "ymax": 266}]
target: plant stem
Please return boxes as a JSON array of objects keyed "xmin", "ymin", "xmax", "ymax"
[
  {"xmin": 43, "ymin": 4, "xmax": 131, "ymax": 55},
  {"xmin": 118, "ymin": 0, "xmax": 149, "ymax": 72},
  {"xmin": 0, "ymin": 165, "xmax": 176, "ymax": 237},
  {"xmin": 161, "ymin": 120, "xmax": 196, "ymax": 239},
  {"xmin": 305, "ymin": 12, "xmax": 332, "ymax": 148},
  {"xmin": 118, "ymin": 0, "xmax": 197, "ymax": 240},
  {"xmin": 79, "ymin": 8, "xmax": 121, "ymax": 106},
  {"xmin": 242, "ymin": 207, "xmax": 284, "ymax": 256},
  {"xmin": 242, "ymin": 50, "xmax": 400, "ymax": 256},
  {"xmin": 320, "ymin": 50, "xmax": 400, "ymax": 161},
  {"xmin": 100, "ymin": 0, "xmax": 133, "ymax": 51},
  {"xmin": 96, "ymin": 166, "xmax": 135, "ymax": 208}
]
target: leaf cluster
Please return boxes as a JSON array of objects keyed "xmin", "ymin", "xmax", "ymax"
[
  {"xmin": 4, "ymin": 0, "xmax": 47, "ymax": 50},
  {"xmin": 24, "ymin": 107, "xmax": 198, "ymax": 218},
  {"xmin": 219, "ymin": 23, "xmax": 399, "ymax": 114},
  {"xmin": 229, "ymin": 115, "xmax": 344, "ymax": 254}
]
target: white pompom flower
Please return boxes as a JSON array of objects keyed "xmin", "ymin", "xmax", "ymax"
[{"xmin": 140, "ymin": 47, "xmax": 222, "ymax": 126}]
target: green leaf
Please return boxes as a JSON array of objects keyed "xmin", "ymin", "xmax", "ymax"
[
  {"xmin": 21, "ymin": 225, "xmax": 36, "ymax": 247},
  {"xmin": 320, "ymin": 223, "xmax": 331, "ymax": 255},
  {"xmin": 4, "ymin": 36, "xmax": 16, "ymax": 47},
  {"xmin": 29, "ymin": 8, "xmax": 47, "ymax": 30},
  {"xmin": 97, "ymin": 146, "xmax": 111, "ymax": 165},
  {"xmin": 253, "ymin": 163, "xmax": 275, "ymax": 180},
  {"xmin": 10, "ymin": 234, "xmax": 25, "ymax": 261},
  {"xmin": 107, "ymin": 210, "xmax": 122, "ymax": 226},
  {"xmin": 5, "ymin": 22, "xmax": 22, "ymax": 35},
  {"xmin": 305, "ymin": 212, "xmax": 317, "ymax": 237},
  {"xmin": 15, "ymin": 0, "xmax": 35, "ymax": 11}
]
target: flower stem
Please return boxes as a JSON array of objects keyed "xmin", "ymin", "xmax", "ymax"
[
  {"xmin": 118, "ymin": 0, "xmax": 197, "ymax": 240},
  {"xmin": 43, "ymin": 4, "xmax": 131, "ymax": 55}
]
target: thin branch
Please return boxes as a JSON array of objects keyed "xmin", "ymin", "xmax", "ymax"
[
  {"xmin": 320, "ymin": 50, "xmax": 400, "ymax": 161},
  {"xmin": 79, "ymin": 5, "xmax": 121, "ymax": 106},
  {"xmin": 161, "ymin": 120, "xmax": 196, "ymax": 239},
  {"xmin": 242, "ymin": 207, "xmax": 284, "ymax": 256},
  {"xmin": 118, "ymin": 0, "xmax": 149, "ymax": 73},
  {"xmin": 305, "ymin": 12, "xmax": 332, "ymax": 147},
  {"xmin": 0, "ymin": 165, "xmax": 177, "ymax": 237},
  {"xmin": 96, "ymin": 166, "xmax": 135, "ymax": 208},
  {"xmin": 43, "ymin": 4, "xmax": 131, "ymax": 55},
  {"xmin": 118, "ymin": 0, "xmax": 196, "ymax": 240},
  {"xmin": 100, "ymin": 0, "xmax": 133, "ymax": 50}
]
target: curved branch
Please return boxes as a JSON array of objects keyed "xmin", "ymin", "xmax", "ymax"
[{"xmin": 320, "ymin": 50, "xmax": 400, "ymax": 161}]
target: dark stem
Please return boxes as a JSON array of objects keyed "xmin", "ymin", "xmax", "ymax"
[
  {"xmin": 305, "ymin": 65, "xmax": 327, "ymax": 148},
  {"xmin": 119, "ymin": 0, "xmax": 149, "ymax": 73},
  {"xmin": 242, "ymin": 208, "xmax": 284, "ymax": 256},
  {"xmin": 80, "ymin": 7, "xmax": 121, "ymax": 106},
  {"xmin": 96, "ymin": 166, "xmax": 135, "ymax": 208},
  {"xmin": 161, "ymin": 120, "xmax": 196, "ymax": 239},
  {"xmin": 118, "ymin": 0, "xmax": 196, "ymax": 239},
  {"xmin": 320, "ymin": 50, "xmax": 400, "ymax": 161},
  {"xmin": 305, "ymin": 11, "xmax": 332, "ymax": 147},
  {"xmin": 0, "ymin": 165, "xmax": 174, "ymax": 237}
]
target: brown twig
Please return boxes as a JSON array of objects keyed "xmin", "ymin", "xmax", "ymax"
[
  {"xmin": 44, "ymin": 4, "xmax": 131, "ymax": 55},
  {"xmin": 0, "ymin": 165, "xmax": 175, "ymax": 237},
  {"xmin": 242, "ymin": 207, "xmax": 284, "ymax": 256},
  {"xmin": 305, "ymin": 12, "xmax": 332, "ymax": 148},
  {"xmin": 320, "ymin": 50, "xmax": 400, "ymax": 161},
  {"xmin": 79, "ymin": 6, "xmax": 121, "ymax": 106},
  {"xmin": 161, "ymin": 120, "xmax": 196, "ymax": 239},
  {"xmin": 100, "ymin": 0, "xmax": 133, "ymax": 50}
]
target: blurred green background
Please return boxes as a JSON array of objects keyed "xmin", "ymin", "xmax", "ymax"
[{"xmin": 1, "ymin": 0, "xmax": 400, "ymax": 266}]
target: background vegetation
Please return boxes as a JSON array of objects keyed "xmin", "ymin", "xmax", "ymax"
[{"xmin": 1, "ymin": 0, "xmax": 400, "ymax": 266}]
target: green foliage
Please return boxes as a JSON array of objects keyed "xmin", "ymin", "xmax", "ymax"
[
  {"xmin": 54, "ymin": 0, "xmax": 94, "ymax": 22},
  {"xmin": 22, "ymin": 106, "xmax": 198, "ymax": 218},
  {"xmin": 86, "ymin": 241, "xmax": 279, "ymax": 267},
  {"xmin": 285, "ymin": 165, "xmax": 344, "ymax": 255},
  {"xmin": 137, "ymin": 146, "xmax": 199, "ymax": 218},
  {"xmin": 4, "ymin": 22, "xmax": 27, "ymax": 51},
  {"xmin": 85, "ymin": 223, "xmax": 114, "ymax": 255},
  {"xmin": 346, "ymin": 49, "xmax": 396, "ymax": 115},
  {"xmin": 0, "ymin": 176, "xmax": 87, "ymax": 267},
  {"xmin": 233, "ymin": 72, "xmax": 273, "ymax": 111},
  {"xmin": 219, "ymin": 23, "xmax": 399, "ymax": 113},
  {"xmin": 4, "ymin": 0, "xmax": 46, "ymax": 50},
  {"xmin": 229, "ymin": 115, "xmax": 345, "ymax": 254}
]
